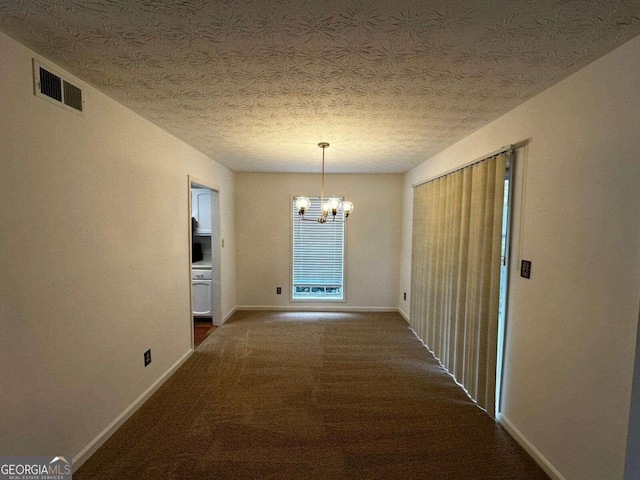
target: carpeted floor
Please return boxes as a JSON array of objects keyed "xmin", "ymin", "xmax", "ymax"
[{"xmin": 75, "ymin": 310, "xmax": 548, "ymax": 479}]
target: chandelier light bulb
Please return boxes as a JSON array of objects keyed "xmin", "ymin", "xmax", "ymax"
[
  {"xmin": 342, "ymin": 201, "xmax": 354, "ymax": 215},
  {"xmin": 328, "ymin": 198, "xmax": 340, "ymax": 212},
  {"xmin": 295, "ymin": 196, "xmax": 310, "ymax": 213}
]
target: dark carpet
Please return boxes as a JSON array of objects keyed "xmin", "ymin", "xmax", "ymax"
[{"xmin": 75, "ymin": 310, "xmax": 548, "ymax": 479}]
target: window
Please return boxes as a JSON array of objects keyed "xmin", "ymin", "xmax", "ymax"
[{"xmin": 292, "ymin": 196, "xmax": 345, "ymax": 301}]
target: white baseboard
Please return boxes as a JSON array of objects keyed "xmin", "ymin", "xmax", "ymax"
[
  {"xmin": 397, "ymin": 308, "xmax": 409, "ymax": 322},
  {"xmin": 72, "ymin": 349, "xmax": 193, "ymax": 469},
  {"xmin": 221, "ymin": 306, "xmax": 237, "ymax": 324},
  {"xmin": 235, "ymin": 305, "xmax": 400, "ymax": 313},
  {"xmin": 497, "ymin": 413, "xmax": 566, "ymax": 480}
]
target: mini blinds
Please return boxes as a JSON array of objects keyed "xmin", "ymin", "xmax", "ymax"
[{"xmin": 292, "ymin": 196, "xmax": 345, "ymax": 300}]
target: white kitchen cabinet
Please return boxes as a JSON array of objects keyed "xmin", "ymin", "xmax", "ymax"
[
  {"xmin": 192, "ymin": 280, "xmax": 212, "ymax": 316},
  {"xmin": 191, "ymin": 188, "xmax": 212, "ymax": 235},
  {"xmin": 192, "ymin": 269, "xmax": 212, "ymax": 317}
]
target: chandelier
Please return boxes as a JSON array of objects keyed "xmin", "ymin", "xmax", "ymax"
[{"xmin": 295, "ymin": 142, "xmax": 354, "ymax": 223}]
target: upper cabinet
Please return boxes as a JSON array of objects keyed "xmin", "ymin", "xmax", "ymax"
[{"xmin": 191, "ymin": 188, "xmax": 212, "ymax": 235}]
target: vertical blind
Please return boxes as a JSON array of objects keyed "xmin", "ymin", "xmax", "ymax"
[
  {"xmin": 292, "ymin": 196, "xmax": 345, "ymax": 299},
  {"xmin": 410, "ymin": 153, "xmax": 507, "ymax": 417}
]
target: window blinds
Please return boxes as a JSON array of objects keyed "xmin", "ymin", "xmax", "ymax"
[
  {"xmin": 292, "ymin": 196, "xmax": 344, "ymax": 299},
  {"xmin": 410, "ymin": 153, "xmax": 508, "ymax": 418}
]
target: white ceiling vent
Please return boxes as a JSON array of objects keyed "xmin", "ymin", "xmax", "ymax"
[{"xmin": 33, "ymin": 59, "xmax": 84, "ymax": 116}]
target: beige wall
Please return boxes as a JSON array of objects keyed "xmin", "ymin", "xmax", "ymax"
[
  {"xmin": 400, "ymin": 36, "xmax": 640, "ymax": 480},
  {"xmin": 236, "ymin": 173, "xmax": 402, "ymax": 309},
  {"xmin": 0, "ymin": 32, "xmax": 236, "ymax": 460}
]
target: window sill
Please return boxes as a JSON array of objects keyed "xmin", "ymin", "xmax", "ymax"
[{"xmin": 290, "ymin": 298, "xmax": 346, "ymax": 303}]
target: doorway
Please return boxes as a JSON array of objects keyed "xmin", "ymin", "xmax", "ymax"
[{"xmin": 189, "ymin": 178, "xmax": 222, "ymax": 348}]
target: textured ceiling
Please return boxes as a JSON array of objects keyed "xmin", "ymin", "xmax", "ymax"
[{"xmin": 1, "ymin": 1, "xmax": 639, "ymax": 173}]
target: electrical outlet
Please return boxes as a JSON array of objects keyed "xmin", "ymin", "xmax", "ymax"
[
  {"xmin": 276, "ymin": 287, "xmax": 282, "ymax": 295},
  {"xmin": 403, "ymin": 292, "xmax": 407, "ymax": 301},
  {"xmin": 144, "ymin": 349, "xmax": 151, "ymax": 367},
  {"xmin": 520, "ymin": 260, "xmax": 532, "ymax": 279}
]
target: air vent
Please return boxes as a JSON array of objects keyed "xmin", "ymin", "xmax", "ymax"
[
  {"xmin": 39, "ymin": 67, "xmax": 62, "ymax": 102},
  {"xmin": 63, "ymin": 80, "xmax": 83, "ymax": 111},
  {"xmin": 33, "ymin": 59, "xmax": 84, "ymax": 115}
]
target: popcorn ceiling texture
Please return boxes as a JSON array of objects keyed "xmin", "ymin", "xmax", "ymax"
[{"xmin": 0, "ymin": 0, "xmax": 639, "ymax": 172}]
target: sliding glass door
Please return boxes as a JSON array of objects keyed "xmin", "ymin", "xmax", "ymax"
[{"xmin": 410, "ymin": 151, "xmax": 513, "ymax": 418}]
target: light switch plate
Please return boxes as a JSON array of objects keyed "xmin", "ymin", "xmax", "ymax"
[
  {"xmin": 521, "ymin": 260, "xmax": 532, "ymax": 279},
  {"xmin": 144, "ymin": 349, "xmax": 151, "ymax": 367}
]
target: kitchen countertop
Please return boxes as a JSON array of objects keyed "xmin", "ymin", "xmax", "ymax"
[{"xmin": 192, "ymin": 259, "xmax": 212, "ymax": 269}]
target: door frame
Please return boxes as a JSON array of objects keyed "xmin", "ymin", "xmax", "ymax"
[
  {"xmin": 496, "ymin": 151, "xmax": 515, "ymax": 415},
  {"xmin": 188, "ymin": 176, "xmax": 222, "ymax": 349}
]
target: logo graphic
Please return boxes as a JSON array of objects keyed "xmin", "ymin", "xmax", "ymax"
[{"xmin": 0, "ymin": 455, "xmax": 72, "ymax": 480}]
